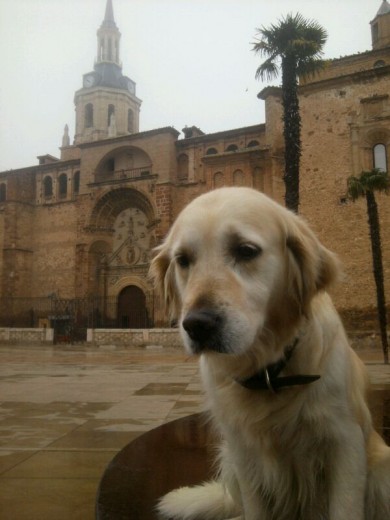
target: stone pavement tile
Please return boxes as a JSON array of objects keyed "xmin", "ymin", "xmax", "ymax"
[
  {"xmin": 0, "ymin": 401, "xmax": 113, "ymax": 420},
  {"xmin": 134, "ymin": 382, "xmax": 188, "ymax": 395},
  {"xmin": 0, "ymin": 477, "xmax": 98, "ymax": 520},
  {"xmin": 2, "ymin": 450, "xmax": 114, "ymax": 479},
  {"xmin": 166, "ymin": 400, "xmax": 204, "ymax": 421},
  {"xmin": 0, "ymin": 417, "xmax": 84, "ymax": 450},
  {"xmin": 48, "ymin": 420, "xmax": 143, "ymax": 450},
  {"xmin": 94, "ymin": 395, "xmax": 177, "ymax": 420},
  {"xmin": 0, "ymin": 450, "xmax": 37, "ymax": 475}
]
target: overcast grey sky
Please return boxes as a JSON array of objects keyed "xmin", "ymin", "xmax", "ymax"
[{"xmin": 0, "ymin": 0, "xmax": 379, "ymax": 171}]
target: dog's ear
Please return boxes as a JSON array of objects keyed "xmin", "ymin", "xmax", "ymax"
[
  {"xmin": 149, "ymin": 245, "xmax": 180, "ymax": 323},
  {"xmin": 285, "ymin": 215, "xmax": 340, "ymax": 313}
]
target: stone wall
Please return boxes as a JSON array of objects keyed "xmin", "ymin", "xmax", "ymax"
[
  {"xmin": 86, "ymin": 328, "xmax": 182, "ymax": 348},
  {"xmin": 0, "ymin": 328, "xmax": 54, "ymax": 343},
  {"xmin": 0, "ymin": 327, "xmax": 182, "ymax": 348}
]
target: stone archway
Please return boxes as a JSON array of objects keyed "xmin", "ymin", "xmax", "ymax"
[{"xmin": 117, "ymin": 285, "xmax": 149, "ymax": 328}]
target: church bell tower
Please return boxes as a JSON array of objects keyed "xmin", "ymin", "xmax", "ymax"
[
  {"xmin": 74, "ymin": 0, "xmax": 141, "ymax": 144},
  {"xmin": 371, "ymin": 0, "xmax": 390, "ymax": 50}
]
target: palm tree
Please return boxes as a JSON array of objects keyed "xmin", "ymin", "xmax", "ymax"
[
  {"xmin": 253, "ymin": 13, "xmax": 327, "ymax": 213},
  {"xmin": 347, "ymin": 169, "xmax": 389, "ymax": 364}
]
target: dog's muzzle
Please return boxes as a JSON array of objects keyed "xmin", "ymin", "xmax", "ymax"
[{"xmin": 182, "ymin": 309, "xmax": 224, "ymax": 353}]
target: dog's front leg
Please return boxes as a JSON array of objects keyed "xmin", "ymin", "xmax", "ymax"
[
  {"xmin": 233, "ymin": 472, "xmax": 269, "ymax": 520},
  {"xmin": 329, "ymin": 425, "xmax": 366, "ymax": 520}
]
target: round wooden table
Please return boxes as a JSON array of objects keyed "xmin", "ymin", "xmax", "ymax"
[
  {"xmin": 96, "ymin": 413, "xmax": 216, "ymax": 519},
  {"xmin": 96, "ymin": 389, "xmax": 389, "ymax": 519}
]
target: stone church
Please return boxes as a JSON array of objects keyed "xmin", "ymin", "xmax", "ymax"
[{"xmin": 0, "ymin": 0, "xmax": 389, "ymax": 337}]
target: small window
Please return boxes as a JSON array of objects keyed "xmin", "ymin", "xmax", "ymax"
[
  {"xmin": 43, "ymin": 176, "xmax": 53, "ymax": 198},
  {"xmin": 373, "ymin": 60, "xmax": 386, "ymax": 68},
  {"xmin": 108, "ymin": 38, "xmax": 112, "ymax": 61},
  {"xmin": 115, "ymin": 40, "xmax": 119, "ymax": 62},
  {"xmin": 372, "ymin": 22, "xmax": 379, "ymax": 44},
  {"xmin": 85, "ymin": 103, "xmax": 93, "ymax": 128},
  {"xmin": 226, "ymin": 144, "xmax": 238, "ymax": 152},
  {"xmin": 206, "ymin": 147, "xmax": 218, "ymax": 155},
  {"xmin": 107, "ymin": 158, "xmax": 115, "ymax": 172},
  {"xmin": 373, "ymin": 143, "xmax": 388, "ymax": 172},
  {"xmin": 247, "ymin": 140, "xmax": 260, "ymax": 147},
  {"xmin": 107, "ymin": 104, "xmax": 115, "ymax": 127},
  {"xmin": 0, "ymin": 183, "xmax": 6, "ymax": 202},
  {"xmin": 73, "ymin": 171, "xmax": 80, "ymax": 194},
  {"xmin": 58, "ymin": 174, "xmax": 68, "ymax": 198},
  {"xmin": 178, "ymin": 154, "xmax": 189, "ymax": 181},
  {"xmin": 128, "ymin": 109, "xmax": 134, "ymax": 133},
  {"xmin": 233, "ymin": 170, "xmax": 245, "ymax": 186},
  {"xmin": 213, "ymin": 172, "xmax": 224, "ymax": 188}
]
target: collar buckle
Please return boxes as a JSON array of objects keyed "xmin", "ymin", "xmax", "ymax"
[{"xmin": 237, "ymin": 338, "xmax": 321, "ymax": 392}]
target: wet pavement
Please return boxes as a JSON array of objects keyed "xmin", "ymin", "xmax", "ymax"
[{"xmin": 0, "ymin": 344, "xmax": 389, "ymax": 520}]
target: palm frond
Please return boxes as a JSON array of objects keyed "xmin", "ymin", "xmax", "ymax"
[
  {"xmin": 255, "ymin": 58, "xmax": 279, "ymax": 81},
  {"xmin": 361, "ymin": 169, "xmax": 390, "ymax": 193},
  {"xmin": 253, "ymin": 12, "xmax": 327, "ymax": 83},
  {"xmin": 347, "ymin": 169, "xmax": 390, "ymax": 201},
  {"xmin": 347, "ymin": 175, "xmax": 365, "ymax": 201}
]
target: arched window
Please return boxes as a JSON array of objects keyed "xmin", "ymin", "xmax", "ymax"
[
  {"xmin": 177, "ymin": 154, "xmax": 189, "ymax": 181},
  {"xmin": 85, "ymin": 103, "xmax": 93, "ymax": 128},
  {"xmin": 108, "ymin": 38, "xmax": 112, "ymax": 61},
  {"xmin": 107, "ymin": 158, "xmax": 115, "ymax": 172},
  {"xmin": 206, "ymin": 147, "xmax": 218, "ymax": 155},
  {"xmin": 373, "ymin": 60, "xmax": 386, "ymax": 68},
  {"xmin": 372, "ymin": 23, "xmax": 379, "ymax": 45},
  {"xmin": 0, "ymin": 183, "xmax": 6, "ymax": 202},
  {"xmin": 107, "ymin": 104, "xmax": 115, "ymax": 127},
  {"xmin": 43, "ymin": 176, "xmax": 53, "ymax": 198},
  {"xmin": 73, "ymin": 171, "xmax": 80, "ymax": 195},
  {"xmin": 58, "ymin": 174, "xmax": 68, "ymax": 198},
  {"xmin": 213, "ymin": 172, "xmax": 224, "ymax": 188},
  {"xmin": 373, "ymin": 143, "xmax": 388, "ymax": 172},
  {"xmin": 115, "ymin": 40, "xmax": 119, "ymax": 63},
  {"xmin": 253, "ymin": 167, "xmax": 264, "ymax": 191},
  {"xmin": 226, "ymin": 144, "xmax": 238, "ymax": 152},
  {"xmin": 128, "ymin": 109, "xmax": 134, "ymax": 133},
  {"xmin": 233, "ymin": 170, "xmax": 245, "ymax": 186},
  {"xmin": 247, "ymin": 140, "xmax": 260, "ymax": 147}
]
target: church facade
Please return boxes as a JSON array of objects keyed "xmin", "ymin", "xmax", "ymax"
[{"xmin": 0, "ymin": 0, "xmax": 389, "ymax": 335}]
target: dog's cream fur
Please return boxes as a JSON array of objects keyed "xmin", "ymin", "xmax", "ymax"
[{"xmin": 150, "ymin": 187, "xmax": 390, "ymax": 520}]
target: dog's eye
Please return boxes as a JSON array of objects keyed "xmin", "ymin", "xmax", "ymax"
[
  {"xmin": 175, "ymin": 253, "xmax": 190, "ymax": 268},
  {"xmin": 233, "ymin": 243, "xmax": 262, "ymax": 262}
]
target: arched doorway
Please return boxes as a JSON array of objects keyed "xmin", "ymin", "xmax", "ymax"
[{"xmin": 117, "ymin": 285, "xmax": 149, "ymax": 328}]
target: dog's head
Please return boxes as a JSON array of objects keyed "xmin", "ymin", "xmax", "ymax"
[{"xmin": 150, "ymin": 188, "xmax": 339, "ymax": 359}]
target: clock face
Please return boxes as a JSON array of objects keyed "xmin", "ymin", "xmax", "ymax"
[
  {"xmin": 111, "ymin": 207, "xmax": 153, "ymax": 267},
  {"xmin": 83, "ymin": 75, "xmax": 95, "ymax": 88}
]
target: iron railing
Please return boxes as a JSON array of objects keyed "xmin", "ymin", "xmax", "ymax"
[{"xmin": 0, "ymin": 295, "xmax": 154, "ymax": 342}]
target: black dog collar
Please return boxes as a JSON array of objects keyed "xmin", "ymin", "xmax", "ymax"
[{"xmin": 237, "ymin": 339, "xmax": 321, "ymax": 393}]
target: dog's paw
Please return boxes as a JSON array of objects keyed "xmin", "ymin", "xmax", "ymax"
[{"xmin": 156, "ymin": 481, "xmax": 240, "ymax": 520}]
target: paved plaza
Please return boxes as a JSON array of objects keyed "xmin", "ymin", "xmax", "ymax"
[{"xmin": 0, "ymin": 343, "xmax": 389, "ymax": 520}]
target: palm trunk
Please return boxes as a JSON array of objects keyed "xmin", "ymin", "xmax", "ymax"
[
  {"xmin": 282, "ymin": 56, "xmax": 301, "ymax": 214},
  {"xmin": 365, "ymin": 191, "xmax": 389, "ymax": 364}
]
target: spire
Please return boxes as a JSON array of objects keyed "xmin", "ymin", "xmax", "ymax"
[
  {"xmin": 102, "ymin": 0, "xmax": 116, "ymax": 28},
  {"xmin": 376, "ymin": 0, "xmax": 390, "ymax": 16},
  {"xmin": 97, "ymin": 0, "xmax": 121, "ymax": 65},
  {"xmin": 371, "ymin": 0, "xmax": 390, "ymax": 49},
  {"xmin": 62, "ymin": 124, "xmax": 70, "ymax": 147}
]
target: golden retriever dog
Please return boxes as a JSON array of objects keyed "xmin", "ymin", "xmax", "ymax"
[{"xmin": 150, "ymin": 187, "xmax": 390, "ymax": 520}]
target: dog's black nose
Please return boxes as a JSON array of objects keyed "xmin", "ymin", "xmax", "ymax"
[{"xmin": 182, "ymin": 309, "xmax": 221, "ymax": 345}]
